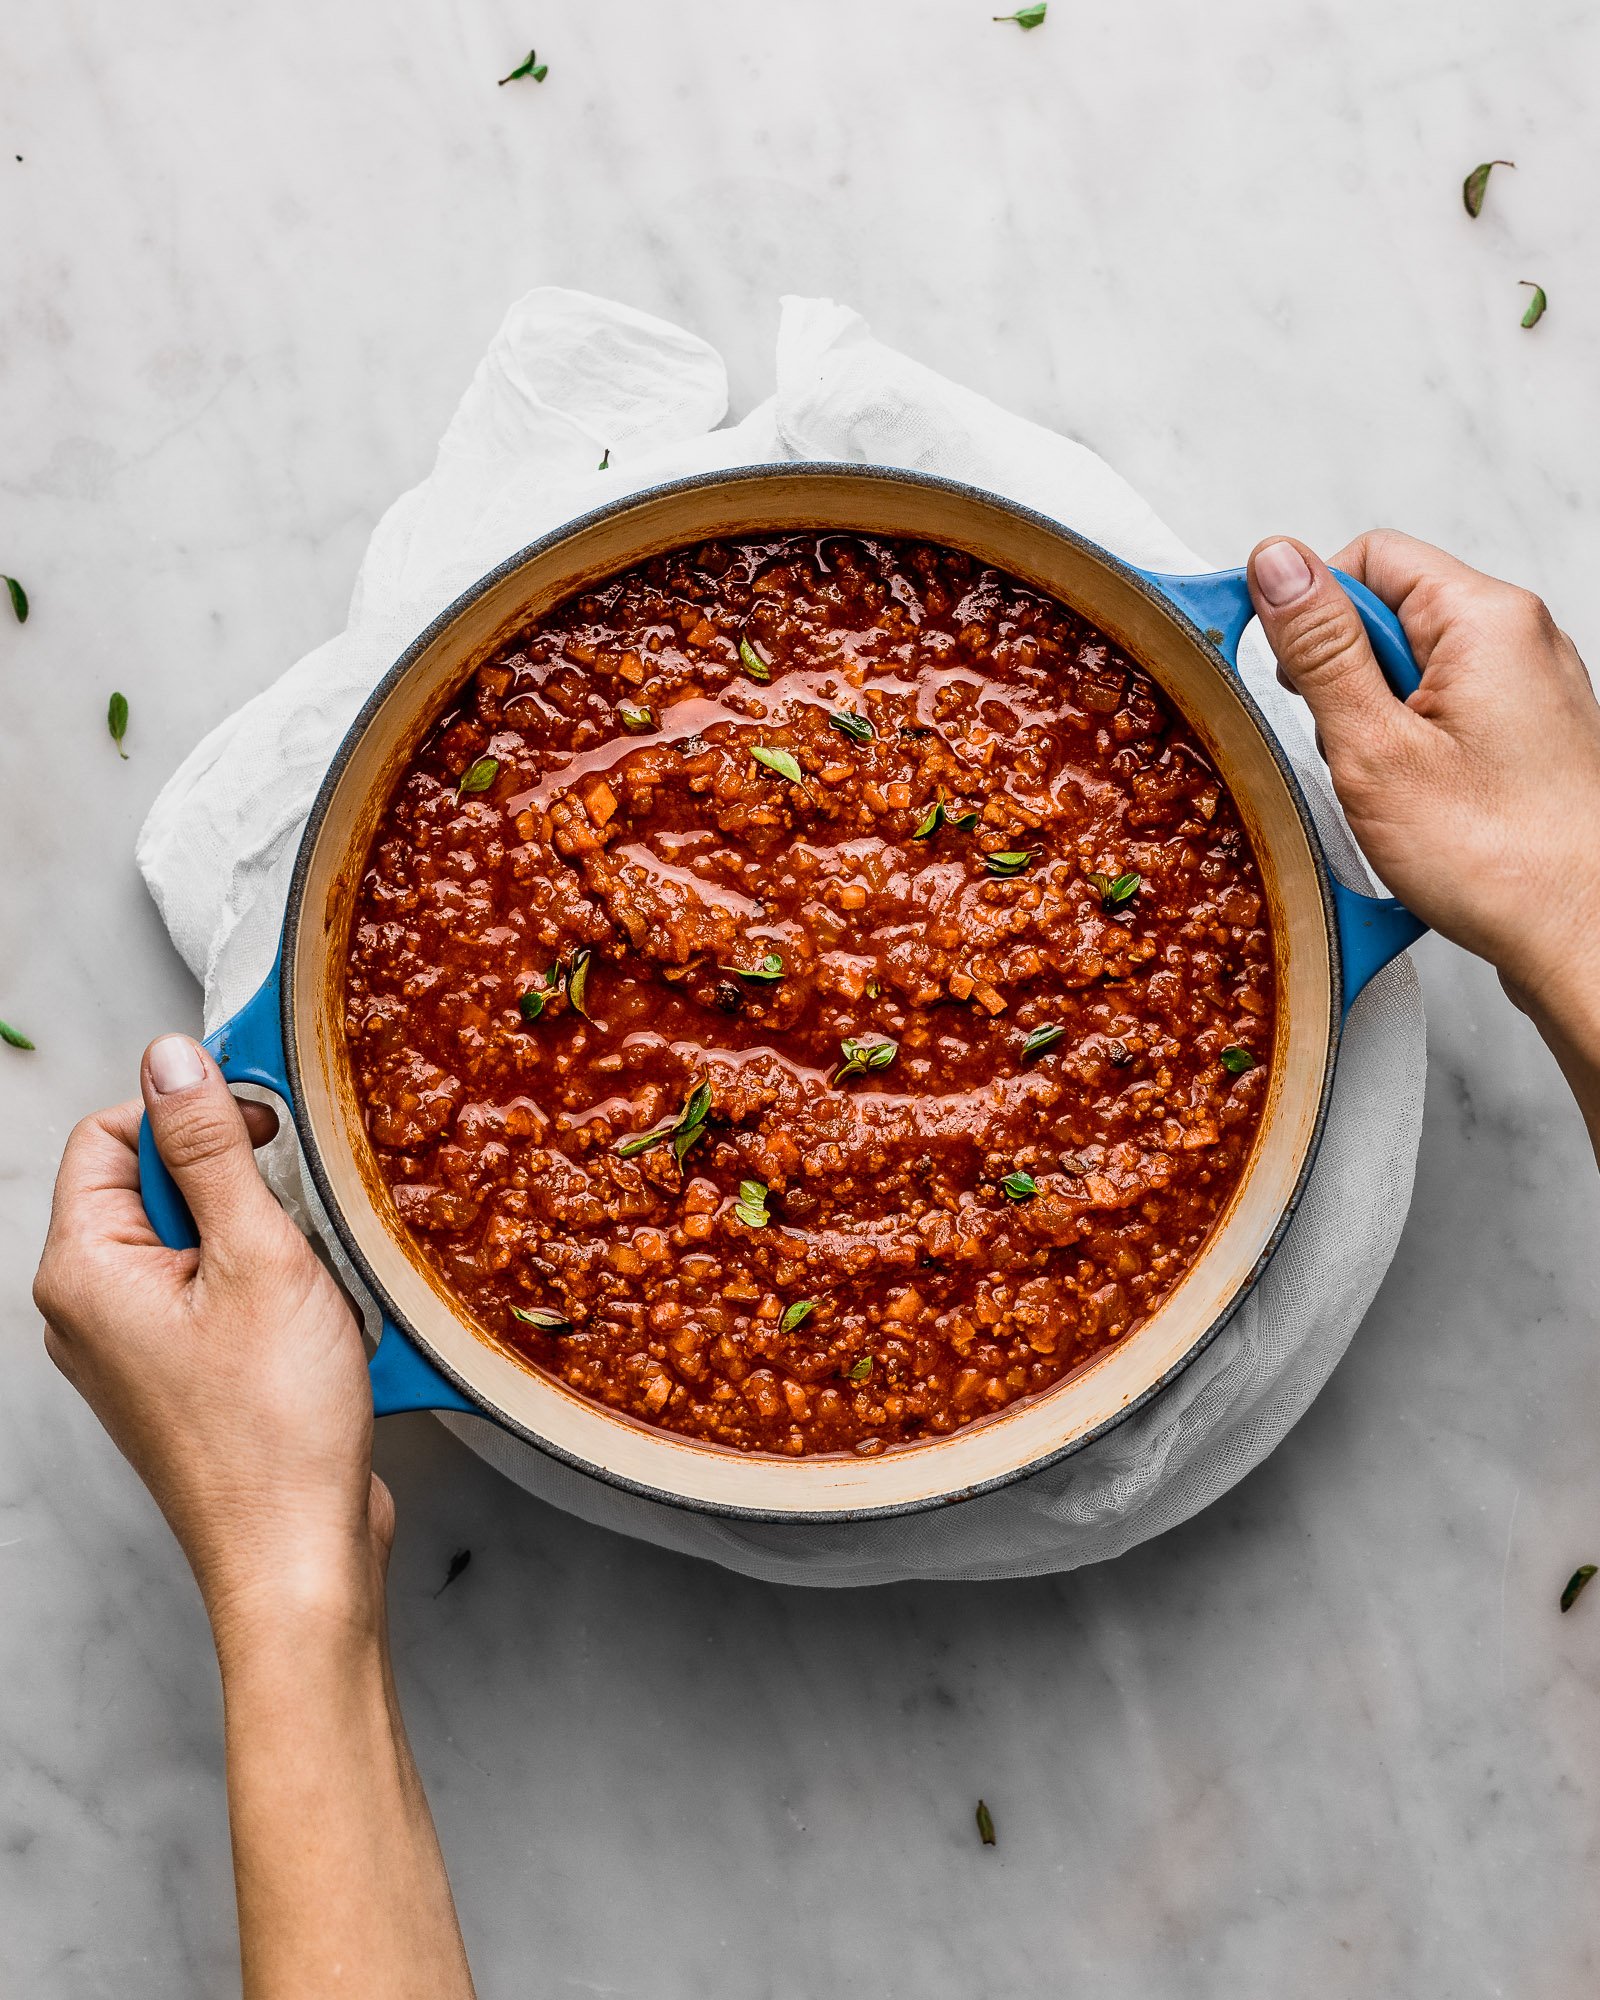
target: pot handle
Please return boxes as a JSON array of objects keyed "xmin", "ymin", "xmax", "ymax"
[
  {"xmin": 1137, "ymin": 563, "xmax": 1428, "ymax": 1013},
  {"xmin": 136, "ymin": 956, "xmax": 476, "ymax": 1420}
]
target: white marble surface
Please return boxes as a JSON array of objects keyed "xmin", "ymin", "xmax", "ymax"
[{"xmin": 3, "ymin": 2, "xmax": 1598, "ymax": 1994}]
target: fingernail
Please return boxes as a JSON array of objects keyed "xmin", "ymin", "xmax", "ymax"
[
  {"xmin": 149, "ymin": 1034, "xmax": 206, "ymax": 1095},
  {"xmin": 1254, "ymin": 541, "xmax": 1314, "ymax": 607}
]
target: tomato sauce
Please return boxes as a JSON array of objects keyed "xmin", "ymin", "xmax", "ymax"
[{"xmin": 343, "ymin": 535, "xmax": 1274, "ymax": 1456}]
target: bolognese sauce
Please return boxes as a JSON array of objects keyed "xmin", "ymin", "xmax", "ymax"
[{"xmin": 342, "ymin": 535, "xmax": 1273, "ymax": 1457}]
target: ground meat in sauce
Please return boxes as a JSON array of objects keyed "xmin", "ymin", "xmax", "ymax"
[{"xmin": 343, "ymin": 535, "xmax": 1274, "ymax": 1458}]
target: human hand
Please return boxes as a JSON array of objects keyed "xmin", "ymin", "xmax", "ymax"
[
  {"xmin": 33, "ymin": 1035, "xmax": 389, "ymax": 1647},
  {"xmin": 1247, "ymin": 531, "xmax": 1600, "ymax": 1029}
]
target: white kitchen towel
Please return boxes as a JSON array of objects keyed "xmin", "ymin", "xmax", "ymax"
[{"xmin": 138, "ymin": 287, "xmax": 1425, "ymax": 1587}]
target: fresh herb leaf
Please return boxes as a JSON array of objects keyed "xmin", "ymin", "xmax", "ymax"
[
  {"xmin": 913, "ymin": 798, "xmax": 945, "ymax": 839},
  {"xmin": 865, "ymin": 976, "xmax": 881, "ymax": 999},
  {"xmin": 976, "ymin": 1800, "xmax": 997, "ymax": 1846},
  {"xmin": 994, "ymin": 2, "xmax": 1046, "ymax": 24},
  {"xmin": 1087, "ymin": 869, "xmax": 1140, "ymax": 910},
  {"xmin": 1462, "ymin": 159, "xmax": 1514, "ymax": 219},
  {"xmin": 510, "ymin": 1305, "xmax": 572, "ymax": 1333},
  {"xmin": 719, "ymin": 951, "xmax": 785, "ymax": 982},
  {"xmin": 833, "ymin": 1035, "xmax": 898, "ymax": 1085},
  {"xmin": 829, "ymin": 708, "xmax": 875, "ymax": 744},
  {"xmin": 455, "ymin": 754, "xmax": 499, "ymax": 799},
  {"xmin": 1561, "ymin": 1564, "xmax": 1597, "ymax": 1613},
  {"xmin": 733, "ymin": 1178, "xmax": 770, "ymax": 1228},
  {"xmin": 1220, "ymin": 1045, "xmax": 1256, "ymax": 1075},
  {"xmin": 0, "ymin": 1018, "xmax": 34, "ymax": 1050},
  {"xmin": 672, "ymin": 1079, "xmax": 712, "ymax": 1164},
  {"xmin": 3, "ymin": 576, "xmax": 27, "ymax": 623},
  {"xmin": 999, "ymin": 1169, "xmax": 1039, "ymax": 1201},
  {"xmin": 616, "ymin": 1079, "xmax": 711, "ymax": 1163},
  {"xmin": 598, "ymin": 447, "xmax": 611, "ymax": 471},
  {"xmin": 107, "ymin": 690, "xmax": 129, "ymax": 759},
  {"xmin": 565, "ymin": 948, "xmax": 592, "ymax": 1019},
  {"xmin": 846, "ymin": 1357, "xmax": 873, "ymax": 1382},
  {"xmin": 752, "ymin": 744, "xmax": 803, "ymax": 784},
  {"xmin": 739, "ymin": 636, "xmax": 772, "ymax": 683},
  {"xmin": 498, "ymin": 49, "xmax": 548, "ymax": 84},
  {"xmin": 434, "ymin": 1548, "xmax": 472, "ymax": 1597},
  {"xmin": 983, "ymin": 849, "xmax": 1035, "ymax": 877},
  {"xmin": 617, "ymin": 701, "xmax": 654, "ymax": 733},
  {"xmin": 779, "ymin": 1300, "xmax": 816, "ymax": 1335},
  {"xmin": 1519, "ymin": 280, "xmax": 1547, "ymax": 328},
  {"xmin": 617, "ymin": 1125, "xmax": 669, "ymax": 1159},
  {"xmin": 948, "ymin": 807, "xmax": 980, "ymax": 832},
  {"xmin": 518, "ymin": 989, "xmax": 547, "ymax": 1024},
  {"xmin": 1021, "ymin": 1023, "xmax": 1064, "ymax": 1061}
]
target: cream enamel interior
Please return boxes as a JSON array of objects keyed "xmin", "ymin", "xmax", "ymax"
[{"xmin": 288, "ymin": 469, "xmax": 1335, "ymax": 1517}]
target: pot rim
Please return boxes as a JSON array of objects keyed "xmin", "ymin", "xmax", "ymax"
[{"xmin": 280, "ymin": 462, "xmax": 1342, "ymax": 1522}]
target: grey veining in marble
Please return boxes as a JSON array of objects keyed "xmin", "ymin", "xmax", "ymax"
[{"xmin": 3, "ymin": 2, "xmax": 1599, "ymax": 1995}]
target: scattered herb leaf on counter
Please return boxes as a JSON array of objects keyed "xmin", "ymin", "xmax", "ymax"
[
  {"xmin": 0, "ymin": 1019, "xmax": 35, "ymax": 1050},
  {"xmin": 976, "ymin": 1800, "xmax": 998, "ymax": 1846},
  {"xmin": 993, "ymin": 3, "xmax": 1046, "ymax": 24},
  {"xmin": 739, "ymin": 637, "xmax": 772, "ymax": 683},
  {"xmin": 618, "ymin": 701, "xmax": 654, "ymax": 733},
  {"xmin": 455, "ymin": 754, "xmax": 499, "ymax": 799},
  {"xmin": 846, "ymin": 1357, "xmax": 873, "ymax": 1382},
  {"xmin": 1220, "ymin": 1045, "xmax": 1256, "ymax": 1075},
  {"xmin": 564, "ymin": 949, "xmax": 593, "ymax": 1019},
  {"xmin": 828, "ymin": 708, "xmax": 875, "ymax": 744},
  {"xmin": 435, "ymin": 1549, "xmax": 472, "ymax": 1597},
  {"xmin": 999, "ymin": 1169, "xmax": 1038, "ymax": 1201},
  {"xmin": 834, "ymin": 1035, "xmax": 898, "ymax": 1086},
  {"xmin": 598, "ymin": 447, "xmax": 610, "ymax": 471},
  {"xmin": 511, "ymin": 1305, "xmax": 572, "ymax": 1333},
  {"xmin": 780, "ymin": 1299, "xmax": 816, "ymax": 1335},
  {"xmin": 1462, "ymin": 159, "xmax": 1514, "ymax": 218},
  {"xmin": 1561, "ymin": 1565, "xmax": 1597, "ymax": 1613},
  {"xmin": 733, "ymin": 1179, "xmax": 771, "ymax": 1228},
  {"xmin": 498, "ymin": 49, "xmax": 548, "ymax": 84},
  {"xmin": 1519, "ymin": 280, "xmax": 1548, "ymax": 328},
  {"xmin": 107, "ymin": 690, "xmax": 129, "ymax": 759},
  {"xmin": 3, "ymin": 576, "xmax": 27, "ymax": 623},
  {"xmin": 1021, "ymin": 1023, "xmax": 1065, "ymax": 1061},
  {"xmin": 984, "ymin": 848, "xmax": 1035, "ymax": 878},
  {"xmin": 518, "ymin": 988, "xmax": 547, "ymax": 1024},
  {"xmin": 720, "ymin": 951, "xmax": 785, "ymax": 982},
  {"xmin": 752, "ymin": 744, "xmax": 803, "ymax": 783}
]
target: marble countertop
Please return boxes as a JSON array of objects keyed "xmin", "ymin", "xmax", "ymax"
[{"xmin": 4, "ymin": 2, "xmax": 1598, "ymax": 1994}]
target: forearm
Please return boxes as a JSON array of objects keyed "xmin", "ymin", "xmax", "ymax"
[{"xmin": 213, "ymin": 1571, "xmax": 474, "ymax": 2000}]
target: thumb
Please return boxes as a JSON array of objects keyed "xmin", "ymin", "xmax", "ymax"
[
  {"xmin": 1248, "ymin": 538, "xmax": 1403, "ymax": 769},
  {"xmin": 142, "ymin": 1034, "xmax": 281, "ymax": 1245}
]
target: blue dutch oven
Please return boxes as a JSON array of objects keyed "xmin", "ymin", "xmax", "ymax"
[{"xmin": 138, "ymin": 467, "xmax": 1423, "ymax": 1520}]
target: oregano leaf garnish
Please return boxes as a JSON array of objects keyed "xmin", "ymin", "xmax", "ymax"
[
  {"xmin": 733, "ymin": 1179, "xmax": 770, "ymax": 1229},
  {"xmin": 779, "ymin": 1299, "xmax": 816, "ymax": 1335},
  {"xmin": 833, "ymin": 1035, "xmax": 898, "ymax": 1086},
  {"xmin": 999, "ymin": 1169, "xmax": 1039, "ymax": 1201},
  {"xmin": 1519, "ymin": 280, "xmax": 1547, "ymax": 328},
  {"xmin": 846, "ymin": 1357, "xmax": 873, "ymax": 1382},
  {"xmin": 455, "ymin": 754, "xmax": 499, "ymax": 799},
  {"xmin": 107, "ymin": 690, "xmax": 129, "ymax": 759},
  {"xmin": 752, "ymin": 744, "xmax": 803, "ymax": 784},
  {"xmin": 983, "ymin": 849, "xmax": 1035, "ymax": 877},
  {"xmin": 511, "ymin": 1305, "xmax": 572, "ymax": 1332},
  {"xmin": 0, "ymin": 1018, "xmax": 35, "ymax": 1050},
  {"xmin": 564, "ymin": 948, "xmax": 592, "ymax": 1020},
  {"xmin": 1021, "ymin": 1024, "xmax": 1064, "ymax": 1061},
  {"xmin": 993, "ymin": 3, "xmax": 1046, "ymax": 24},
  {"xmin": 1561, "ymin": 1564, "xmax": 1597, "ymax": 1613},
  {"xmin": 739, "ymin": 637, "xmax": 772, "ymax": 683},
  {"xmin": 1220, "ymin": 1045, "xmax": 1256, "ymax": 1074},
  {"xmin": 719, "ymin": 951, "xmax": 785, "ymax": 982},
  {"xmin": 828, "ymin": 708, "xmax": 875, "ymax": 744},
  {"xmin": 617, "ymin": 701, "xmax": 654, "ymax": 733},
  {"xmin": 976, "ymin": 1800, "xmax": 998, "ymax": 1846},
  {"xmin": 3, "ymin": 575, "xmax": 27, "ymax": 623}
]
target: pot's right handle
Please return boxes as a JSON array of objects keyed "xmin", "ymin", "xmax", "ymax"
[
  {"xmin": 136, "ymin": 956, "xmax": 476, "ymax": 1420},
  {"xmin": 1136, "ymin": 563, "xmax": 1428, "ymax": 1014}
]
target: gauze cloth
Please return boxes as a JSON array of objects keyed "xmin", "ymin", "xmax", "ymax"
[{"xmin": 138, "ymin": 289, "xmax": 1425, "ymax": 1588}]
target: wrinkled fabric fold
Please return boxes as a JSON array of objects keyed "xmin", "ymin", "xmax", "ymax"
[{"xmin": 138, "ymin": 287, "xmax": 1425, "ymax": 1586}]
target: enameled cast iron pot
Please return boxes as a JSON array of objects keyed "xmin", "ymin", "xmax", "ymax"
[{"xmin": 138, "ymin": 466, "xmax": 1424, "ymax": 1521}]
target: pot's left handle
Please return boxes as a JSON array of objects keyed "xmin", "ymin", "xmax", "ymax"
[
  {"xmin": 136, "ymin": 956, "xmax": 475, "ymax": 1419},
  {"xmin": 1137, "ymin": 563, "xmax": 1428, "ymax": 1014}
]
